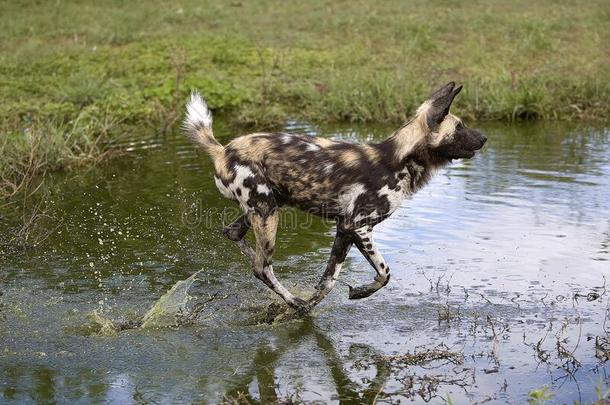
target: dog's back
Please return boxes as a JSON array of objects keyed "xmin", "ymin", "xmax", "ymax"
[{"xmin": 184, "ymin": 91, "xmax": 424, "ymax": 227}]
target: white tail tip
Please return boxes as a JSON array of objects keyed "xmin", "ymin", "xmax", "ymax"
[{"xmin": 184, "ymin": 90, "xmax": 212, "ymax": 131}]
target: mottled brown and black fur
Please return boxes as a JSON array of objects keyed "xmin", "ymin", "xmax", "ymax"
[{"xmin": 183, "ymin": 82, "xmax": 486, "ymax": 312}]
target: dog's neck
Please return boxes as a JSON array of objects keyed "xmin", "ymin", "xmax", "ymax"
[
  {"xmin": 402, "ymin": 155, "xmax": 436, "ymax": 193},
  {"xmin": 381, "ymin": 119, "xmax": 447, "ymax": 162},
  {"xmin": 377, "ymin": 118, "xmax": 449, "ymax": 192},
  {"xmin": 382, "ymin": 119, "xmax": 428, "ymax": 162}
]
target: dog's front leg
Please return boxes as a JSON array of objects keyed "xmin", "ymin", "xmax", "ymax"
[
  {"xmin": 306, "ymin": 230, "xmax": 353, "ymax": 309},
  {"xmin": 348, "ymin": 226, "xmax": 390, "ymax": 300}
]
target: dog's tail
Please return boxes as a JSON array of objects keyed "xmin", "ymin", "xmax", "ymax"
[{"xmin": 183, "ymin": 91, "xmax": 223, "ymax": 156}]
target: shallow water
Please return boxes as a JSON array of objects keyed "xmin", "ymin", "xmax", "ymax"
[{"xmin": 1, "ymin": 121, "xmax": 609, "ymax": 404}]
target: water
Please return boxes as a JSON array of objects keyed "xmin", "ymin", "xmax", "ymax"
[{"xmin": 0, "ymin": 121, "xmax": 609, "ymax": 404}]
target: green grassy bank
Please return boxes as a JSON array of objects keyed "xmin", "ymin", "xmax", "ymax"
[{"xmin": 1, "ymin": 0, "xmax": 609, "ymax": 198}]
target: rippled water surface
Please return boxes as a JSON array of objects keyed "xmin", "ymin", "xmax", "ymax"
[{"xmin": 1, "ymin": 121, "xmax": 609, "ymax": 404}]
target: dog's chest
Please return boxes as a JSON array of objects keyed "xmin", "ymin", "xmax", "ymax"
[
  {"xmin": 375, "ymin": 171, "xmax": 414, "ymax": 215},
  {"xmin": 378, "ymin": 179, "xmax": 410, "ymax": 212},
  {"xmin": 345, "ymin": 164, "xmax": 425, "ymax": 223}
]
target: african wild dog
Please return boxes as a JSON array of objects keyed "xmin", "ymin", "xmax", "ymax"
[{"xmin": 183, "ymin": 82, "xmax": 486, "ymax": 312}]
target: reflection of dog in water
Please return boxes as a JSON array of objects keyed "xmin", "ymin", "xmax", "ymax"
[
  {"xmin": 222, "ymin": 320, "xmax": 390, "ymax": 403},
  {"xmin": 183, "ymin": 82, "xmax": 486, "ymax": 312},
  {"xmin": 221, "ymin": 319, "xmax": 469, "ymax": 403}
]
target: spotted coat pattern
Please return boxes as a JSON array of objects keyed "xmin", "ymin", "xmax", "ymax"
[{"xmin": 183, "ymin": 82, "xmax": 487, "ymax": 311}]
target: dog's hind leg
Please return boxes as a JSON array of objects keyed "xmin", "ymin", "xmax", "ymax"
[
  {"xmin": 223, "ymin": 214, "xmax": 250, "ymax": 241},
  {"xmin": 306, "ymin": 230, "xmax": 353, "ymax": 308},
  {"xmin": 250, "ymin": 211, "xmax": 307, "ymax": 310},
  {"xmin": 348, "ymin": 226, "xmax": 390, "ymax": 300},
  {"xmin": 223, "ymin": 214, "xmax": 255, "ymax": 262}
]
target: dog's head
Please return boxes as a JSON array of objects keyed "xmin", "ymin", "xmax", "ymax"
[{"xmin": 416, "ymin": 82, "xmax": 486, "ymax": 162}]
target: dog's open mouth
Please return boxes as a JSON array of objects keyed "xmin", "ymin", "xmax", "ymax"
[
  {"xmin": 462, "ymin": 150, "xmax": 477, "ymax": 159},
  {"xmin": 449, "ymin": 149, "xmax": 477, "ymax": 161},
  {"xmin": 445, "ymin": 133, "xmax": 487, "ymax": 162}
]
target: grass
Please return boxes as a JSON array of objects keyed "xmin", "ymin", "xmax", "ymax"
[{"xmin": 1, "ymin": 0, "xmax": 609, "ymax": 198}]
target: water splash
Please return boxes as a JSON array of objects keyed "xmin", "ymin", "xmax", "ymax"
[
  {"xmin": 89, "ymin": 270, "xmax": 206, "ymax": 334},
  {"xmin": 89, "ymin": 310, "xmax": 123, "ymax": 336},
  {"xmin": 141, "ymin": 270, "xmax": 203, "ymax": 328}
]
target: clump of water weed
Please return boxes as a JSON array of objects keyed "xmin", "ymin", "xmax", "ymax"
[
  {"xmin": 382, "ymin": 343, "xmax": 470, "ymax": 402},
  {"xmin": 221, "ymin": 390, "xmax": 306, "ymax": 405},
  {"xmin": 401, "ymin": 370, "xmax": 473, "ymax": 403},
  {"xmin": 437, "ymin": 303, "xmax": 461, "ymax": 324},
  {"xmin": 596, "ymin": 336, "xmax": 610, "ymax": 362},
  {"xmin": 384, "ymin": 343, "xmax": 465, "ymax": 367}
]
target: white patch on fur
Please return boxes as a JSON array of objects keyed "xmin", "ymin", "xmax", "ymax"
[
  {"xmin": 256, "ymin": 184, "xmax": 271, "ymax": 195},
  {"xmin": 227, "ymin": 165, "xmax": 256, "ymax": 210},
  {"xmin": 354, "ymin": 227, "xmax": 388, "ymax": 274},
  {"xmin": 332, "ymin": 263, "xmax": 343, "ymax": 279},
  {"xmin": 324, "ymin": 163, "xmax": 334, "ymax": 173},
  {"xmin": 184, "ymin": 91, "xmax": 212, "ymax": 131},
  {"xmin": 234, "ymin": 164, "xmax": 255, "ymax": 181},
  {"xmin": 392, "ymin": 119, "xmax": 428, "ymax": 161},
  {"xmin": 322, "ymin": 262, "xmax": 343, "ymax": 289},
  {"xmin": 214, "ymin": 176, "xmax": 233, "ymax": 199},
  {"xmin": 306, "ymin": 143, "xmax": 320, "ymax": 151},
  {"xmin": 324, "ymin": 262, "xmax": 343, "ymax": 291},
  {"xmin": 281, "ymin": 134, "xmax": 292, "ymax": 143},
  {"xmin": 354, "ymin": 209, "xmax": 379, "ymax": 223},
  {"xmin": 338, "ymin": 183, "xmax": 366, "ymax": 215},
  {"xmin": 378, "ymin": 183, "xmax": 410, "ymax": 214},
  {"xmin": 416, "ymin": 99, "xmax": 432, "ymax": 117},
  {"xmin": 355, "ymin": 227, "xmax": 371, "ymax": 237}
]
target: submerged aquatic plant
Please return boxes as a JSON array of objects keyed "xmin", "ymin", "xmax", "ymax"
[{"xmin": 527, "ymin": 386, "xmax": 554, "ymax": 405}]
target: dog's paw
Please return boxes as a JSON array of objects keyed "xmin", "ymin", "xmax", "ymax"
[
  {"xmin": 348, "ymin": 285, "xmax": 374, "ymax": 300},
  {"xmin": 222, "ymin": 226, "xmax": 239, "ymax": 242},
  {"xmin": 288, "ymin": 297, "xmax": 312, "ymax": 314}
]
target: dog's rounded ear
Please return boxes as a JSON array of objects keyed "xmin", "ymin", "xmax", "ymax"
[{"xmin": 419, "ymin": 82, "xmax": 462, "ymax": 130}]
